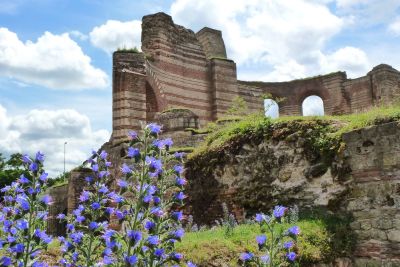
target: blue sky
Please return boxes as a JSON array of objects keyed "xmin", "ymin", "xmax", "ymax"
[{"xmin": 0, "ymin": 0, "xmax": 399, "ymax": 175}]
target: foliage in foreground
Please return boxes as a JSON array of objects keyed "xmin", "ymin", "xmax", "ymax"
[{"xmin": 0, "ymin": 124, "xmax": 197, "ymax": 266}]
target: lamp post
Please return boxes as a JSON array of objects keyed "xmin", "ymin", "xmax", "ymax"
[{"xmin": 64, "ymin": 141, "xmax": 67, "ymax": 175}]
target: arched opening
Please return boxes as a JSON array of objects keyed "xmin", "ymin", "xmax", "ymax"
[
  {"xmin": 146, "ymin": 82, "xmax": 159, "ymax": 121},
  {"xmin": 302, "ymin": 95, "xmax": 324, "ymax": 116},
  {"xmin": 264, "ymin": 99, "xmax": 279, "ymax": 119}
]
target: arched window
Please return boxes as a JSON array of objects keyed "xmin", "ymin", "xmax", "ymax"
[
  {"xmin": 302, "ymin": 95, "xmax": 324, "ymax": 116},
  {"xmin": 264, "ymin": 99, "xmax": 279, "ymax": 119}
]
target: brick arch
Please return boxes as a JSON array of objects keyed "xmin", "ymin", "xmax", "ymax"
[
  {"xmin": 298, "ymin": 90, "xmax": 328, "ymax": 116},
  {"xmin": 300, "ymin": 94, "xmax": 325, "ymax": 116}
]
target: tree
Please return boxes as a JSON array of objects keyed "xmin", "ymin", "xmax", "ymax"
[{"xmin": 0, "ymin": 153, "xmax": 28, "ymax": 189}]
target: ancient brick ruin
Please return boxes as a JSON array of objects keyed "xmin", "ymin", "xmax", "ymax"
[
  {"xmin": 47, "ymin": 12, "xmax": 400, "ymax": 265},
  {"xmin": 112, "ymin": 12, "xmax": 400, "ymax": 142}
]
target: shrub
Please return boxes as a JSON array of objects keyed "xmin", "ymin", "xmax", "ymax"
[
  {"xmin": 0, "ymin": 152, "xmax": 53, "ymax": 266},
  {"xmin": 56, "ymin": 123, "xmax": 196, "ymax": 266}
]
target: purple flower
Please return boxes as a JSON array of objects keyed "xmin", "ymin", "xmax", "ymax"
[
  {"xmin": 128, "ymin": 130, "xmax": 138, "ymax": 140},
  {"xmin": 187, "ymin": 262, "xmax": 197, "ymax": 267},
  {"xmin": 273, "ymin": 205, "xmax": 286, "ymax": 218},
  {"xmin": 91, "ymin": 202, "xmax": 101, "ymax": 210},
  {"xmin": 99, "ymin": 185, "xmax": 109, "ymax": 194},
  {"xmin": 255, "ymin": 213, "xmax": 264, "ymax": 223},
  {"xmin": 171, "ymin": 211, "xmax": 183, "ymax": 221},
  {"xmin": 29, "ymin": 162, "xmax": 38, "ymax": 172},
  {"xmin": 154, "ymin": 248, "xmax": 165, "ymax": 258},
  {"xmin": 256, "ymin": 235, "xmax": 267, "ymax": 246},
  {"xmin": 76, "ymin": 215, "xmax": 85, "ymax": 223},
  {"xmin": 70, "ymin": 232, "xmax": 84, "ymax": 244},
  {"xmin": 16, "ymin": 219, "xmax": 28, "ymax": 230},
  {"xmin": 103, "ymin": 256, "xmax": 114, "ymax": 265},
  {"xmin": 260, "ymin": 254, "xmax": 270, "ymax": 263},
  {"xmin": 175, "ymin": 192, "xmax": 186, "ymax": 201},
  {"xmin": 151, "ymin": 207, "xmax": 164, "ymax": 217},
  {"xmin": 100, "ymin": 150, "xmax": 108, "ymax": 160},
  {"xmin": 85, "ymin": 176, "xmax": 93, "ymax": 183},
  {"xmin": 284, "ymin": 241, "xmax": 294, "ymax": 249},
  {"xmin": 287, "ymin": 252, "xmax": 297, "ymax": 261},
  {"xmin": 13, "ymin": 243, "xmax": 24, "ymax": 253},
  {"xmin": 174, "ymin": 165, "xmax": 184, "ymax": 174},
  {"xmin": 19, "ymin": 174, "xmax": 30, "ymax": 184},
  {"xmin": 117, "ymin": 179, "xmax": 128, "ymax": 188},
  {"xmin": 175, "ymin": 177, "xmax": 187, "ymax": 186},
  {"xmin": 147, "ymin": 123, "xmax": 162, "ymax": 134},
  {"xmin": 125, "ymin": 255, "xmax": 137, "ymax": 265},
  {"xmin": 92, "ymin": 164, "xmax": 99, "ymax": 172},
  {"xmin": 147, "ymin": 235, "xmax": 159, "ymax": 246},
  {"xmin": 171, "ymin": 252, "xmax": 183, "ymax": 261},
  {"xmin": 288, "ymin": 226, "xmax": 300, "ymax": 236},
  {"xmin": 153, "ymin": 139, "xmax": 166, "ymax": 149},
  {"xmin": 121, "ymin": 163, "xmax": 132, "ymax": 174},
  {"xmin": 127, "ymin": 147, "xmax": 140, "ymax": 158},
  {"xmin": 79, "ymin": 191, "xmax": 90, "ymax": 202},
  {"xmin": 174, "ymin": 152, "xmax": 186, "ymax": 159},
  {"xmin": 144, "ymin": 221, "xmax": 156, "ymax": 231},
  {"xmin": 41, "ymin": 195, "xmax": 52, "ymax": 205},
  {"xmin": 22, "ymin": 154, "xmax": 31, "ymax": 164},
  {"xmin": 240, "ymin": 252, "xmax": 253, "ymax": 262},
  {"xmin": 16, "ymin": 196, "xmax": 30, "ymax": 210},
  {"xmin": 172, "ymin": 229, "xmax": 185, "ymax": 239},
  {"xmin": 57, "ymin": 214, "xmax": 66, "ymax": 220},
  {"xmin": 145, "ymin": 156, "xmax": 162, "ymax": 171},
  {"xmin": 39, "ymin": 172, "xmax": 48, "ymax": 182},
  {"xmin": 89, "ymin": 221, "xmax": 99, "ymax": 230},
  {"xmin": 164, "ymin": 138, "xmax": 173, "ymax": 147},
  {"xmin": 0, "ymin": 256, "xmax": 12, "ymax": 266},
  {"xmin": 127, "ymin": 230, "xmax": 142, "ymax": 244},
  {"xmin": 35, "ymin": 151, "xmax": 45, "ymax": 162}
]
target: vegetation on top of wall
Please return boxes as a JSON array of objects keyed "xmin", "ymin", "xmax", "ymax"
[
  {"xmin": 189, "ymin": 104, "xmax": 400, "ymax": 160},
  {"xmin": 116, "ymin": 46, "xmax": 140, "ymax": 53}
]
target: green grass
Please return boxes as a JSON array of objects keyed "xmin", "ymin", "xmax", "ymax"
[
  {"xmin": 176, "ymin": 215, "xmax": 352, "ymax": 266},
  {"xmin": 116, "ymin": 46, "xmax": 140, "ymax": 53},
  {"xmin": 189, "ymin": 104, "xmax": 400, "ymax": 159}
]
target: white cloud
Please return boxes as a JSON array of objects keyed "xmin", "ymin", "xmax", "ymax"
[
  {"xmin": 89, "ymin": 20, "xmax": 142, "ymax": 53},
  {"xmin": 388, "ymin": 17, "xmax": 400, "ymax": 36},
  {"xmin": 0, "ymin": 105, "xmax": 110, "ymax": 176},
  {"xmin": 170, "ymin": 0, "xmax": 354, "ymax": 80},
  {"xmin": 0, "ymin": 28, "xmax": 108, "ymax": 90},
  {"xmin": 170, "ymin": 0, "xmax": 374, "ymax": 81},
  {"xmin": 321, "ymin": 46, "xmax": 370, "ymax": 77}
]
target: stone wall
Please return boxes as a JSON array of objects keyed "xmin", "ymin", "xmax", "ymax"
[
  {"xmin": 185, "ymin": 120, "xmax": 400, "ymax": 264},
  {"xmin": 343, "ymin": 122, "xmax": 400, "ymax": 265},
  {"xmin": 47, "ymin": 184, "xmax": 68, "ymax": 236},
  {"xmin": 185, "ymin": 121, "xmax": 348, "ymax": 224}
]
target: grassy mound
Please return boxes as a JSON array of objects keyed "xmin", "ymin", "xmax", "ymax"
[
  {"xmin": 177, "ymin": 213, "xmax": 354, "ymax": 266},
  {"xmin": 189, "ymin": 104, "xmax": 400, "ymax": 159}
]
